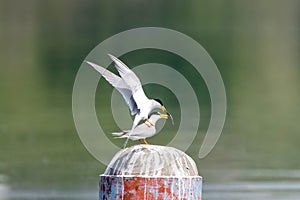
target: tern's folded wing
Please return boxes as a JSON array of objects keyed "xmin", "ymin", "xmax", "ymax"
[{"xmin": 130, "ymin": 123, "xmax": 155, "ymax": 137}]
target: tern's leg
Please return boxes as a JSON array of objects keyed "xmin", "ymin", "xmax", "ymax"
[
  {"xmin": 143, "ymin": 139, "xmax": 150, "ymax": 145},
  {"xmin": 139, "ymin": 139, "xmax": 150, "ymax": 145}
]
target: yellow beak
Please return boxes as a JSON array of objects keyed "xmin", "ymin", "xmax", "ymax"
[
  {"xmin": 160, "ymin": 114, "xmax": 169, "ymax": 119},
  {"xmin": 161, "ymin": 106, "xmax": 166, "ymax": 112}
]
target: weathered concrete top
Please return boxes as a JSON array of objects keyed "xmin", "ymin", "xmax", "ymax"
[{"xmin": 104, "ymin": 145, "xmax": 199, "ymax": 176}]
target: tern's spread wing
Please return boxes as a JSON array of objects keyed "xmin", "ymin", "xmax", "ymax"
[
  {"xmin": 86, "ymin": 61, "xmax": 139, "ymax": 115},
  {"xmin": 108, "ymin": 54, "xmax": 150, "ymax": 110},
  {"xmin": 108, "ymin": 54, "xmax": 142, "ymax": 92},
  {"xmin": 117, "ymin": 88, "xmax": 139, "ymax": 115}
]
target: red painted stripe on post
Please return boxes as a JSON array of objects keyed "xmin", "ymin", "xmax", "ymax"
[{"xmin": 100, "ymin": 175, "xmax": 202, "ymax": 199}]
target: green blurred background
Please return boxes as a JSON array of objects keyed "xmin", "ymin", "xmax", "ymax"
[{"xmin": 1, "ymin": 0, "xmax": 300, "ymax": 199}]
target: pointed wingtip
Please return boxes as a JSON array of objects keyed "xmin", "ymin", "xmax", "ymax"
[
  {"xmin": 107, "ymin": 54, "xmax": 119, "ymax": 62},
  {"xmin": 84, "ymin": 60, "xmax": 103, "ymax": 72},
  {"xmin": 107, "ymin": 53, "xmax": 114, "ymax": 59},
  {"xmin": 84, "ymin": 60, "xmax": 92, "ymax": 65},
  {"xmin": 84, "ymin": 60, "xmax": 98, "ymax": 69}
]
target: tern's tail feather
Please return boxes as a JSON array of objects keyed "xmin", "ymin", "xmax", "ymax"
[{"xmin": 112, "ymin": 131, "xmax": 129, "ymax": 137}]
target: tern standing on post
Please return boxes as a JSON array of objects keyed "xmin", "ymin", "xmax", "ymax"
[{"xmin": 112, "ymin": 112, "xmax": 169, "ymax": 145}]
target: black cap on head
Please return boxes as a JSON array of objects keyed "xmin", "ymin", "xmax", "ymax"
[{"xmin": 154, "ymin": 98, "xmax": 163, "ymax": 106}]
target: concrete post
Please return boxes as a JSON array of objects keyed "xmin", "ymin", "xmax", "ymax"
[{"xmin": 100, "ymin": 145, "xmax": 202, "ymax": 199}]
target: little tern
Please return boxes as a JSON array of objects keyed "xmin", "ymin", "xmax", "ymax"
[
  {"xmin": 86, "ymin": 54, "xmax": 167, "ymax": 130},
  {"xmin": 112, "ymin": 112, "xmax": 169, "ymax": 144}
]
